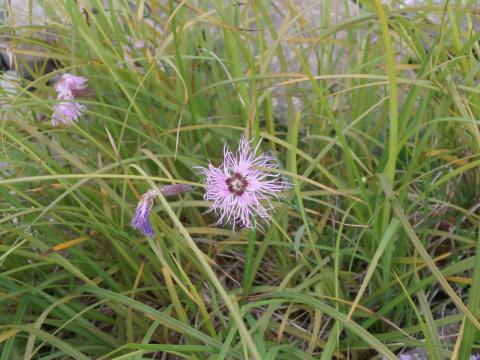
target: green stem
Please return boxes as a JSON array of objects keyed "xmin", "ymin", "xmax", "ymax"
[{"xmin": 151, "ymin": 187, "xmax": 262, "ymax": 360}]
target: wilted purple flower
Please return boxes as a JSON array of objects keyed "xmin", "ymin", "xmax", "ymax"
[
  {"xmin": 131, "ymin": 184, "xmax": 196, "ymax": 236},
  {"xmin": 131, "ymin": 189, "xmax": 156, "ymax": 236},
  {"xmin": 198, "ymin": 134, "xmax": 288, "ymax": 229},
  {"xmin": 52, "ymin": 100, "xmax": 86, "ymax": 126},
  {"xmin": 55, "ymin": 73, "xmax": 88, "ymax": 98},
  {"xmin": 399, "ymin": 355, "xmax": 412, "ymax": 360}
]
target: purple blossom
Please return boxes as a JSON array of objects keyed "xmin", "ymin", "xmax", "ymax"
[
  {"xmin": 399, "ymin": 355, "xmax": 412, "ymax": 360},
  {"xmin": 52, "ymin": 100, "xmax": 86, "ymax": 126},
  {"xmin": 51, "ymin": 73, "xmax": 88, "ymax": 126},
  {"xmin": 131, "ymin": 190, "xmax": 156, "ymax": 237},
  {"xmin": 54, "ymin": 73, "xmax": 88, "ymax": 98},
  {"xmin": 198, "ymin": 134, "xmax": 288, "ymax": 229},
  {"xmin": 131, "ymin": 184, "xmax": 196, "ymax": 236}
]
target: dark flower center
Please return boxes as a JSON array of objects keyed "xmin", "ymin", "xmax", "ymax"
[{"xmin": 225, "ymin": 172, "xmax": 248, "ymax": 196}]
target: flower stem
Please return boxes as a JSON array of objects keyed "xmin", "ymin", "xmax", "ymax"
[{"xmin": 153, "ymin": 187, "xmax": 262, "ymax": 360}]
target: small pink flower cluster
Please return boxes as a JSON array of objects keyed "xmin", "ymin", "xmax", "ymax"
[{"xmin": 52, "ymin": 74, "xmax": 88, "ymax": 126}]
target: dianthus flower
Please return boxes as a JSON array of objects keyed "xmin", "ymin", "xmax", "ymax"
[
  {"xmin": 131, "ymin": 184, "xmax": 196, "ymax": 236},
  {"xmin": 52, "ymin": 73, "xmax": 88, "ymax": 126},
  {"xmin": 198, "ymin": 134, "xmax": 288, "ymax": 229},
  {"xmin": 52, "ymin": 101, "xmax": 86, "ymax": 126},
  {"xmin": 54, "ymin": 73, "xmax": 88, "ymax": 98},
  {"xmin": 131, "ymin": 189, "xmax": 156, "ymax": 237}
]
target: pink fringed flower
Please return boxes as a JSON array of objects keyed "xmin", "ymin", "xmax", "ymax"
[
  {"xmin": 54, "ymin": 74, "xmax": 88, "ymax": 98},
  {"xmin": 52, "ymin": 73, "xmax": 88, "ymax": 126},
  {"xmin": 52, "ymin": 101, "xmax": 86, "ymax": 126},
  {"xmin": 198, "ymin": 134, "xmax": 289, "ymax": 229}
]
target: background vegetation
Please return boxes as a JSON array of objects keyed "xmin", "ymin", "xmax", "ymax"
[{"xmin": 1, "ymin": 0, "xmax": 480, "ymax": 359}]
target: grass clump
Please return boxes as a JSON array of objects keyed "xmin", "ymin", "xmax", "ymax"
[{"xmin": 1, "ymin": 1, "xmax": 480, "ymax": 359}]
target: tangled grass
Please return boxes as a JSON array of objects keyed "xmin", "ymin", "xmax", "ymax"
[{"xmin": 1, "ymin": 1, "xmax": 480, "ymax": 359}]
